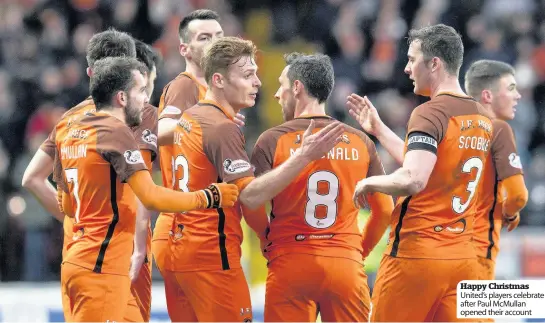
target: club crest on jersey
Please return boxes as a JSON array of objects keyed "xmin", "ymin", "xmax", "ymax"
[
  {"xmin": 124, "ymin": 150, "xmax": 144, "ymax": 165},
  {"xmin": 508, "ymin": 153, "xmax": 522, "ymax": 169},
  {"xmin": 170, "ymin": 224, "xmax": 184, "ymax": 241},
  {"xmin": 141, "ymin": 129, "xmax": 157, "ymax": 148},
  {"xmin": 223, "ymin": 159, "xmax": 252, "ymax": 174}
]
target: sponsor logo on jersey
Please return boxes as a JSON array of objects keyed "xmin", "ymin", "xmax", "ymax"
[
  {"xmin": 295, "ymin": 234, "xmax": 306, "ymax": 241},
  {"xmin": 223, "ymin": 159, "xmax": 252, "ymax": 174},
  {"xmin": 445, "ymin": 219, "xmax": 466, "ymax": 234},
  {"xmin": 124, "ymin": 150, "xmax": 145, "ymax": 165},
  {"xmin": 141, "ymin": 129, "xmax": 157, "ymax": 148},
  {"xmin": 509, "ymin": 153, "xmax": 522, "ymax": 169}
]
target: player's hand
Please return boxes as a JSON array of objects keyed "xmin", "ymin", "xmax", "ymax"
[
  {"xmin": 234, "ymin": 113, "xmax": 246, "ymax": 128},
  {"xmin": 503, "ymin": 212, "xmax": 520, "ymax": 232},
  {"xmin": 129, "ymin": 252, "xmax": 146, "ymax": 284},
  {"xmin": 202, "ymin": 183, "xmax": 239, "ymax": 208},
  {"xmin": 346, "ymin": 94, "xmax": 384, "ymax": 136},
  {"xmin": 353, "ymin": 179, "xmax": 371, "ymax": 209},
  {"xmin": 298, "ymin": 120, "xmax": 345, "ymax": 162}
]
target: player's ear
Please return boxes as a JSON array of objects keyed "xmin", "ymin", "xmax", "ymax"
[
  {"xmin": 293, "ymin": 80, "xmax": 303, "ymax": 96},
  {"xmin": 116, "ymin": 90, "xmax": 128, "ymax": 107},
  {"xmin": 481, "ymin": 89, "xmax": 493, "ymax": 104},
  {"xmin": 86, "ymin": 67, "xmax": 93, "ymax": 77},
  {"xmin": 212, "ymin": 72, "xmax": 224, "ymax": 89},
  {"xmin": 431, "ymin": 57, "xmax": 440, "ymax": 72},
  {"xmin": 179, "ymin": 42, "xmax": 189, "ymax": 58}
]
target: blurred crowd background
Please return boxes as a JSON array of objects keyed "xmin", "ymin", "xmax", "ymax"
[{"xmin": 0, "ymin": 0, "xmax": 544, "ymax": 283}]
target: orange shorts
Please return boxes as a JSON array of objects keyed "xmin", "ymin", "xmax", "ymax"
[
  {"xmin": 172, "ymin": 268, "xmax": 252, "ymax": 322},
  {"xmin": 371, "ymin": 255, "xmax": 479, "ymax": 322},
  {"xmin": 124, "ymin": 258, "xmax": 152, "ymax": 322},
  {"xmin": 476, "ymin": 256, "xmax": 495, "ymax": 280},
  {"xmin": 265, "ymin": 253, "xmax": 370, "ymax": 322},
  {"xmin": 152, "ymin": 233, "xmax": 186, "ymax": 321},
  {"xmin": 60, "ymin": 263, "xmax": 72, "ymax": 322},
  {"xmin": 61, "ymin": 262, "xmax": 131, "ymax": 322}
]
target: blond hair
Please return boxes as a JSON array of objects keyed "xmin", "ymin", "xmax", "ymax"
[{"xmin": 202, "ymin": 36, "xmax": 257, "ymax": 84}]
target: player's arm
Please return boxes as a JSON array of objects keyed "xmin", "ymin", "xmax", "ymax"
[
  {"xmin": 131, "ymin": 150, "xmax": 154, "ymax": 282},
  {"xmin": 127, "ymin": 169, "xmax": 237, "ymax": 211},
  {"xmin": 22, "ymin": 133, "xmax": 64, "ymax": 222},
  {"xmin": 359, "ymin": 138, "xmax": 394, "ymax": 258},
  {"xmin": 346, "ymin": 94, "xmax": 405, "ymax": 165},
  {"xmin": 353, "ymin": 105, "xmax": 446, "ymax": 203},
  {"xmin": 157, "ymin": 80, "xmax": 197, "ymax": 145},
  {"xmin": 234, "ymin": 178, "xmax": 269, "ymax": 242},
  {"xmin": 240, "ymin": 120, "xmax": 345, "ymax": 209},
  {"xmin": 354, "ymin": 148, "xmax": 436, "ymax": 203},
  {"xmin": 500, "ymin": 174, "xmax": 528, "ymax": 231},
  {"xmin": 490, "ymin": 120, "xmax": 528, "ymax": 231},
  {"xmin": 361, "ymin": 192, "xmax": 394, "ymax": 258}
]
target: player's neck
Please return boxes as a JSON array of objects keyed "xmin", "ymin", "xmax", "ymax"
[
  {"xmin": 481, "ymin": 103, "xmax": 498, "ymax": 119},
  {"xmin": 430, "ymin": 75, "xmax": 465, "ymax": 99},
  {"xmin": 203, "ymin": 90, "xmax": 238, "ymax": 119},
  {"xmin": 185, "ymin": 61, "xmax": 207, "ymax": 86},
  {"xmin": 97, "ymin": 106, "xmax": 126, "ymax": 124},
  {"xmin": 294, "ymin": 99, "xmax": 326, "ymax": 118}
]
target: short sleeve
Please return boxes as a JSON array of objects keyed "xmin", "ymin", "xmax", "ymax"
[
  {"xmin": 491, "ymin": 119, "xmax": 523, "ymax": 181},
  {"xmin": 250, "ymin": 131, "xmax": 278, "ymax": 177},
  {"xmin": 204, "ymin": 122, "xmax": 254, "ymax": 183},
  {"xmin": 131, "ymin": 104, "xmax": 158, "ymax": 160},
  {"xmin": 406, "ymin": 104, "xmax": 449, "ymax": 154},
  {"xmin": 98, "ymin": 125, "xmax": 148, "ymax": 183},
  {"xmin": 158, "ymin": 76, "xmax": 199, "ymax": 120},
  {"xmin": 40, "ymin": 129, "xmax": 57, "ymax": 158}
]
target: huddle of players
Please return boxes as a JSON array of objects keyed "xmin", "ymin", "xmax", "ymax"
[{"xmin": 21, "ymin": 8, "xmax": 529, "ymax": 323}]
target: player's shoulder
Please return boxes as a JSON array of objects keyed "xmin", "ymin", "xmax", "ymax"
[
  {"xmin": 142, "ymin": 103, "xmax": 158, "ymax": 120},
  {"xmin": 491, "ymin": 118, "xmax": 513, "ymax": 132},
  {"xmin": 163, "ymin": 72, "xmax": 198, "ymax": 93},
  {"xmin": 61, "ymin": 97, "xmax": 95, "ymax": 119}
]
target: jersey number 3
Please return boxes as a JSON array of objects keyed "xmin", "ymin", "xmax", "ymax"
[
  {"xmin": 305, "ymin": 171, "xmax": 339, "ymax": 229},
  {"xmin": 452, "ymin": 157, "xmax": 484, "ymax": 214}
]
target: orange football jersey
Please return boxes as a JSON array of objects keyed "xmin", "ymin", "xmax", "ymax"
[
  {"xmin": 43, "ymin": 100, "xmax": 158, "ymax": 260},
  {"xmin": 53, "ymin": 111, "xmax": 147, "ymax": 274},
  {"xmin": 474, "ymin": 119, "xmax": 523, "ymax": 261},
  {"xmin": 251, "ymin": 115, "xmax": 386, "ymax": 264},
  {"xmin": 166, "ymin": 100, "xmax": 254, "ymax": 272},
  {"xmin": 155, "ymin": 72, "xmax": 207, "ymax": 241},
  {"xmin": 385, "ymin": 93, "xmax": 493, "ymax": 259}
]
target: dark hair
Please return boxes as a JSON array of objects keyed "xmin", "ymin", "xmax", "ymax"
[
  {"xmin": 135, "ymin": 39, "xmax": 160, "ymax": 72},
  {"xmin": 407, "ymin": 24, "xmax": 464, "ymax": 75},
  {"xmin": 178, "ymin": 9, "xmax": 220, "ymax": 42},
  {"xmin": 90, "ymin": 57, "xmax": 148, "ymax": 110},
  {"xmin": 202, "ymin": 36, "xmax": 257, "ymax": 85},
  {"xmin": 284, "ymin": 52, "xmax": 335, "ymax": 103},
  {"xmin": 464, "ymin": 60, "xmax": 515, "ymax": 99},
  {"xmin": 86, "ymin": 28, "xmax": 136, "ymax": 68}
]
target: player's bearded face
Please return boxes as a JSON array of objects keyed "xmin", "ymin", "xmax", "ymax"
[
  {"xmin": 491, "ymin": 74, "xmax": 521, "ymax": 121},
  {"xmin": 124, "ymin": 71, "xmax": 148, "ymax": 127},
  {"xmin": 275, "ymin": 66, "xmax": 296, "ymax": 121},
  {"xmin": 222, "ymin": 56, "xmax": 261, "ymax": 110}
]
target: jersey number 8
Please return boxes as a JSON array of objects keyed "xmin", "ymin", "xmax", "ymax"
[{"xmin": 305, "ymin": 171, "xmax": 339, "ymax": 229}]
